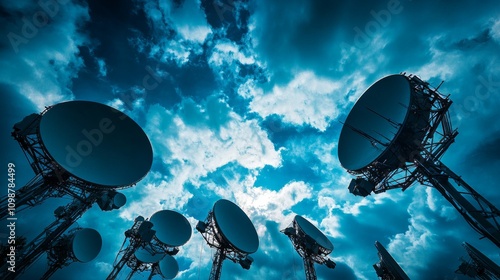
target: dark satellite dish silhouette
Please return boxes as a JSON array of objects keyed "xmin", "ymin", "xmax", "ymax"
[
  {"xmin": 373, "ymin": 241, "xmax": 409, "ymax": 280},
  {"xmin": 196, "ymin": 199, "xmax": 259, "ymax": 280},
  {"xmin": 1, "ymin": 100, "xmax": 153, "ymax": 217},
  {"xmin": 150, "ymin": 210, "xmax": 192, "ymax": 247},
  {"xmin": 108, "ymin": 210, "xmax": 191, "ymax": 280},
  {"xmin": 38, "ymin": 100, "xmax": 152, "ymax": 187},
  {"xmin": 40, "ymin": 227, "xmax": 102, "ymax": 280},
  {"xmin": 0, "ymin": 100, "xmax": 153, "ymax": 279},
  {"xmin": 456, "ymin": 242, "xmax": 500, "ymax": 279},
  {"xmin": 281, "ymin": 215, "xmax": 336, "ymax": 280},
  {"xmin": 338, "ymin": 74, "xmax": 500, "ymax": 247},
  {"xmin": 135, "ymin": 248, "xmax": 166, "ymax": 263},
  {"xmin": 158, "ymin": 254, "xmax": 180, "ymax": 279}
]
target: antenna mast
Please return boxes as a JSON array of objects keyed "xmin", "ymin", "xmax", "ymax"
[
  {"xmin": 282, "ymin": 216, "xmax": 336, "ymax": 280},
  {"xmin": 339, "ymin": 74, "xmax": 500, "ymax": 247}
]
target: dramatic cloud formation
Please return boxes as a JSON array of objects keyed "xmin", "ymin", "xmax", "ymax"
[{"xmin": 1, "ymin": 0, "xmax": 500, "ymax": 279}]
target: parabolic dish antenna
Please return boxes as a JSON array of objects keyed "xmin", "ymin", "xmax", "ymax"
[
  {"xmin": 338, "ymin": 74, "xmax": 427, "ymax": 172},
  {"xmin": 294, "ymin": 215, "xmax": 333, "ymax": 253},
  {"xmin": 212, "ymin": 199, "xmax": 259, "ymax": 254},
  {"xmin": 149, "ymin": 210, "xmax": 192, "ymax": 247},
  {"xmin": 134, "ymin": 248, "xmax": 165, "ymax": 263},
  {"xmin": 374, "ymin": 241, "xmax": 410, "ymax": 280},
  {"xmin": 39, "ymin": 100, "xmax": 153, "ymax": 187},
  {"xmin": 463, "ymin": 242, "xmax": 500, "ymax": 273},
  {"xmin": 71, "ymin": 228, "xmax": 102, "ymax": 263},
  {"xmin": 112, "ymin": 192, "xmax": 127, "ymax": 208},
  {"xmin": 158, "ymin": 254, "xmax": 179, "ymax": 279}
]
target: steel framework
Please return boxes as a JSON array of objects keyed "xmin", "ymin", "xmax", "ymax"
[
  {"xmin": 456, "ymin": 242, "xmax": 500, "ymax": 280},
  {"xmin": 348, "ymin": 74, "xmax": 500, "ymax": 247},
  {"xmin": 281, "ymin": 220, "xmax": 336, "ymax": 280},
  {"xmin": 107, "ymin": 216, "xmax": 179, "ymax": 280},
  {"xmin": 197, "ymin": 210, "xmax": 254, "ymax": 280},
  {"xmin": 1, "ymin": 193, "xmax": 98, "ymax": 280}
]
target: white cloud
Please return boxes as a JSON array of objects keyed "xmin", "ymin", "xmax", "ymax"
[
  {"xmin": 236, "ymin": 180, "xmax": 313, "ymax": 229},
  {"xmin": 94, "ymin": 261, "xmax": 113, "ymax": 274},
  {"xmin": 119, "ymin": 174, "xmax": 193, "ymax": 221},
  {"xmin": 120, "ymin": 97, "xmax": 282, "ymax": 220},
  {"xmin": 146, "ymin": 100, "xmax": 281, "ymax": 182},
  {"xmin": 491, "ymin": 18, "xmax": 500, "ymax": 44},
  {"xmin": 0, "ymin": 1, "xmax": 89, "ymax": 110},
  {"xmin": 96, "ymin": 58, "xmax": 107, "ymax": 77},
  {"xmin": 387, "ymin": 187, "xmax": 438, "ymax": 275},
  {"xmin": 320, "ymin": 213, "xmax": 343, "ymax": 239},
  {"xmin": 209, "ymin": 40, "xmax": 256, "ymax": 67},
  {"xmin": 241, "ymin": 71, "xmax": 344, "ymax": 131},
  {"xmin": 159, "ymin": 0, "xmax": 212, "ymax": 44},
  {"xmin": 140, "ymin": 0, "xmax": 212, "ymax": 66}
]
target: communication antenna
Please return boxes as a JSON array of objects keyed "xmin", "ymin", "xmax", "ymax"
[
  {"xmin": 1, "ymin": 100, "xmax": 153, "ymax": 217},
  {"xmin": 108, "ymin": 210, "xmax": 191, "ymax": 280},
  {"xmin": 196, "ymin": 199, "xmax": 259, "ymax": 280},
  {"xmin": 337, "ymin": 74, "xmax": 500, "ymax": 247},
  {"xmin": 0, "ymin": 101, "xmax": 153, "ymax": 279},
  {"xmin": 40, "ymin": 227, "xmax": 102, "ymax": 280},
  {"xmin": 456, "ymin": 242, "xmax": 500, "ymax": 279},
  {"xmin": 281, "ymin": 215, "xmax": 336, "ymax": 280},
  {"xmin": 373, "ymin": 241, "xmax": 409, "ymax": 280}
]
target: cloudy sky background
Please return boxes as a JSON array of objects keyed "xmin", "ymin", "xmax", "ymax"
[{"xmin": 1, "ymin": 0, "xmax": 500, "ymax": 279}]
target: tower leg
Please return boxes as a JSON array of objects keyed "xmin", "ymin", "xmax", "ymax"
[
  {"xmin": 106, "ymin": 243, "xmax": 138, "ymax": 280},
  {"xmin": 303, "ymin": 256, "xmax": 317, "ymax": 280},
  {"xmin": 1, "ymin": 196, "xmax": 96, "ymax": 279},
  {"xmin": 0, "ymin": 173, "xmax": 52, "ymax": 219},
  {"xmin": 418, "ymin": 159, "xmax": 500, "ymax": 247},
  {"xmin": 209, "ymin": 249, "xmax": 226, "ymax": 280}
]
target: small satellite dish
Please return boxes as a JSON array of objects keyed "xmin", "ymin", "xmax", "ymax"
[
  {"xmin": 112, "ymin": 192, "xmax": 127, "ymax": 208},
  {"xmin": 71, "ymin": 228, "xmax": 102, "ymax": 263},
  {"xmin": 374, "ymin": 241, "xmax": 410, "ymax": 280},
  {"xmin": 463, "ymin": 242, "xmax": 500, "ymax": 274},
  {"xmin": 212, "ymin": 199, "xmax": 259, "ymax": 254},
  {"xmin": 338, "ymin": 74, "xmax": 429, "ymax": 172},
  {"xmin": 134, "ymin": 248, "xmax": 165, "ymax": 263},
  {"xmin": 39, "ymin": 100, "xmax": 153, "ymax": 187},
  {"xmin": 149, "ymin": 210, "xmax": 192, "ymax": 247},
  {"xmin": 158, "ymin": 254, "xmax": 179, "ymax": 279},
  {"xmin": 294, "ymin": 215, "xmax": 333, "ymax": 253}
]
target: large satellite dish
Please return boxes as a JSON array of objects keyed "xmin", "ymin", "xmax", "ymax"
[
  {"xmin": 373, "ymin": 241, "xmax": 409, "ymax": 280},
  {"xmin": 149, "ymin": 210, "xmax": 192, "ymax": 247},
  {"xmin": 337, "ymin": 73, "xmax": 500, "ymax": 247},
  {"xmin": 71, "ymin": 228, "xmax": 103, "ymax": 263},
  {"xmin": 213, "ymin": 199, "xmax": 259, "ymax": 254},
  {"xmin": 1, "ymin": 100, "xmax": 153, "ymax": 279},
  {"xmin": 295, "ymin": 215, "xmax": 334, "ymax": 253},
  {"xmin": 158, "ymin": 254, "xmax": 179, "ymax": 279},
  {"xmin": 39, "ymin": 100, "xmax": 153, "ymax": 187},
  {"xmin": 338, "ymin": 74, "xmax": 429, "ymax": 172},
  {"xmin": 134, "ymin": 248, "xmax": 165, "ymax": 263},
  {"xmin": 196, "ymin": 199, "xmax": 259, "ymax": 279}
]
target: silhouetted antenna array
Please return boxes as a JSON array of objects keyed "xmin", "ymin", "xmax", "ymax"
[
  {"xmin": 338, "ymin": 74, "xmax": 500, "ymax": 247},
  {"xmin": 373, "ymin": 241, "xmax": 409, "ymax": 280},
  {"xmin": 40, "ymin": 228, "xmax": 102, "ymax": 280},
  {"xmin": 196, "ymin": 199, "xmax": 259, "ymax": 280},
  {"xmin": 107, "ymin": 210, "xmax": 191, "ymax": 280},
  {"xmin": 281, "ymin": 215, "xmax": 336, "ymax": 280},
  {"xmin": 456, "ymin": 242, "xmax": 500, "ymax": 279},
  {"xmin": 0, "ymin": 101, "xmax": 153, "ymax": 279}
]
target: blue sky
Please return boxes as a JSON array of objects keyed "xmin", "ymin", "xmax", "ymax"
[{"xmin": 1, "ymin": 0, "xmax": 500, "ymax": 279}]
